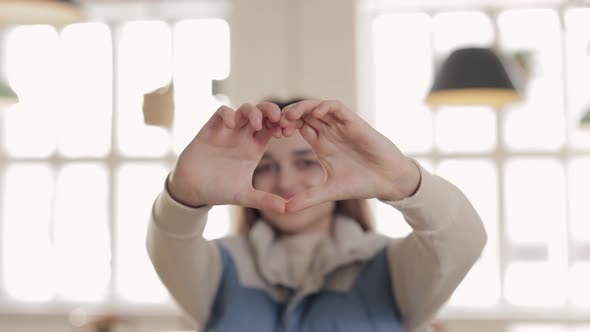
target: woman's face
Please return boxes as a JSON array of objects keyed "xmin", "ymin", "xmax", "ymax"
[{"xmin": 252, "ymin": 132, "xmax": 336, "ymax": 234}]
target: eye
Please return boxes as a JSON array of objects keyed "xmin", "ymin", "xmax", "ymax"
[
  {"xmin": 254, "ymin": 163, "xmax": 275, "ymax": 174},
  {"xmin": 295, "ymin": 159, "xmax": 319, "ymax": 170}
]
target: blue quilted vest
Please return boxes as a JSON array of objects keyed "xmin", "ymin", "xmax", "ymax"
[{"xmin": 205, "ymin": 244, "xmax": 405, "ymax": 332}]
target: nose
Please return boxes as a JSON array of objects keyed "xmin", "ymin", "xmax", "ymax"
[{"xmin": 276, "ymin": 168, "xmax": 299, "ymax": 200}]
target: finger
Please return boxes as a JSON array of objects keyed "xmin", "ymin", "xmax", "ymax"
[
  {"xmin": 282, "ymin": 119, "xmax": 304, "ymax": 137},
  {"xmin": 242, "ymin": 189, "xmax": 286, "ymax": 213},
  {"xmin": 253, "ymin": 126, "xmax": 275, "ymax": 146},
  {"xmin": 236, "ymin": 103, "xmax": 262, "ymax": 131},
  {"xmin": 280, "ymin": 101, "xmax": 300, "ymax": 113},
  {"xmin": 313, "ymin": 100, "xmax": 353, "ymax": 124},
  {"xmin": 206, "ymin": 105, "xmax": 235, "ymax": 130},
  {"xmin": 280, "ymin": 100, "xmax": 322, "ymax": 127},
  {"xmin": 217, "ymin": 106, "xmax": 236, "ymax": 129},
  {"xmin": 285, "ymin": 184, "xmax": 337, "ymax": 213},
  {"xmin": 298, "ymin": 122, "xmax": 319, "ymax": 142},
  {"xmin": 262, "ymin": 118, "xmax": 283, "ymax": 138},
  {"xmin": 256, "ymin": 102, "xmax": 281, "ymax": 123},
  {"xmin": 271, "ymin": 124, "xmax": 283, "ymax": 138},
  {"xmin": 302, "ymin": 114, "xmax": 328, "ymax": 131}
]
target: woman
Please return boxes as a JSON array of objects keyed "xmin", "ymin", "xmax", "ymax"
[{"xmin": 146, "ymin": 99, "xmax": 487, "ymax": 332}]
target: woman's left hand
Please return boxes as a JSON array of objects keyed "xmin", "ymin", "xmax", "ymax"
[{"xmin": 279, "ymin": 100, "xmax": 421, "ymax": 213}]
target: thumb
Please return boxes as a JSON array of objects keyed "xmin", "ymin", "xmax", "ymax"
[
  {"xmin": 285, "ymin": 183, "xmax": 338, "ymax": 213},
  {"xmin": 241, "ymin": 189, "xmax": 287, "ymax": 213}
]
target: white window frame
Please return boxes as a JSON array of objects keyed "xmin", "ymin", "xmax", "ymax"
[
  {"xmin": 357, "ymin": 0, "xmax": 590, "ymax": 321},
  {"xmin": 0, "ymin": 1, "xmax": 229, "ymax": 316}
]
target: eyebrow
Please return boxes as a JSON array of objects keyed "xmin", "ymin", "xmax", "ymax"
[
  {"xmin": 262, "ymin": 149, "xmax": 313, "ymax": 159},
  {"xmin": 293, "ymin": 149, "xmax": 313, "ymax": 156}
]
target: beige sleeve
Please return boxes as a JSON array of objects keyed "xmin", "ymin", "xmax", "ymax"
[
  {"xmin": 146, "ymin": 182, "xmax": 222, "ymax": 329},
  {"xmin": 382, "ymin": 161, "xmax": 487, "ymax": 332}
]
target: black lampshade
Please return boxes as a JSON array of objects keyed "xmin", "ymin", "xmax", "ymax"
[{"xmin": 426, "ymin": 47, "xmax": 521, "ymax": 108}]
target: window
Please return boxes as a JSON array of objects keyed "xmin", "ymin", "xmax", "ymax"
[
  {"xmin": 363, "ymin": 4, "xmax": 590, "ymax": 319},
  {"xmin": 0, "ymin": 12, "xmax": 230, "ymax": 312}
]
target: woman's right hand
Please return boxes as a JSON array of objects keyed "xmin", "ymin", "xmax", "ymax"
[{"xmin": 167, "ymin": 102, "xmax": 287, "ymax": 213}]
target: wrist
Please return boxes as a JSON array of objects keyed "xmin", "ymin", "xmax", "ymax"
[
  {"xmin": 379, "ymin": 158, "xmax": 421, "ymax": 202},
  {"xmin": 166, "ymin": 170, "xmax": 207, "ymax": 208}
]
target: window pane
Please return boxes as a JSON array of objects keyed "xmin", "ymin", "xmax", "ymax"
[
  {"xmin": 172, "ymin": 19, "xmax": 231, "ymax": 154},
  {"xmin": 504, "ymin": 158, "xmax": 567, "ymax": 307},
  {"xmin": 434, "ymin": 106, "xmax": 496, "ymax": 153},
  {"xmin": 372, "ymin": 13, "xmax": 433, "ymax": 154},
  {"xmin": 565, "ymin": 8, "xmax": 590, "ymax": 149},
  {"xmin": 203, "ymin": 206, "xmax": 232, "ymax": 240},
  {"xmin": 57, "ymin": 23, "xmax": 112, "ymax": 158},
  {"xmin": 4, "ymin": 26, "xmax": 59, "ymax": 157},
  {"xmin": 499, "ymin": 9, "xmax": 566, "ymax": 151},
  {"xmin": 436, "ymin": 159, "xmax": 499, "ymax": 307},
  {"xmin": 117, "ymin": 21, "xmax": 173, "ymax": 157},
  {"xmin": 54, "ymin": 163, "xmax": 110, "ymax": 302},
  {"xmin": 372, "ymin": 159, "xmax": 433, "ymax": 238},
  {"xmin": 505, "ymin": 159, "xmax": 566, "ymax": 248},
  {"xmin": 432, "ymin": 11, "xmax": 493, "ymax": 54},
  {"xmin": 569, "ymin": 262, "xmax": 590, "ymax": 307},
  {"xmin": 2, "ymin": 164, "xmax": 55, "ymax": 301},
  {"xmin": 505, "ymin": 262, "xmax": 566, "ymax": 307},
  {"xmin": 569, "ymin": 158, "xmax": 590, "ymax": 242},
  {"xmin": 430, "ymin": 12, "xmax": 495, "ymax": 153},
  {"xmin": 116, "ymin": 163, "xmax": 170, "ymax": 303}
]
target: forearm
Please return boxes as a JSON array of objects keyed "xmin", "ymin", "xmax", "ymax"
[
  {"xmin": 146, "ymin": 183, "xmax": 222, "ymax": 326},
  {"xmin": 383, "ymin": 162, "xmax": 487, "ymax": 331}
]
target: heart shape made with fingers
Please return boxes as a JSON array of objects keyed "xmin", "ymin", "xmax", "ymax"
[
  {"xmin": 250, "ymin": 100, "xmax": 416, "ymax": 214},
  {"xmin": 173, "ymin": 100, "xmax": 417, "ymax": 215}
]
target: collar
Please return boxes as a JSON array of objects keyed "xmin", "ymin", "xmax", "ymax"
[{"xmin": 248, "ymin": 214, "xmax": 387, "ymax": 288}]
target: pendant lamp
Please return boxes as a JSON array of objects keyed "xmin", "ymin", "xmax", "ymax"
[
  {"xmin": 0, "ymin": 0, "xmax": 82, "ymax": 27},
  {"xmin": 426, "ymin": 47, "xmax": 521, "ymax": 108}
]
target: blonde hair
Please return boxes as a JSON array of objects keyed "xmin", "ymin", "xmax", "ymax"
[{"xmin": 232, "ymin": 199, "xmax": 375, "ymax": 235}]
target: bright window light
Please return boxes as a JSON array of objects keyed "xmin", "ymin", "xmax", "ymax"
[
  {"xmin": 369, "ymin": 5, "xmax": 590, "ymax": 318},
  {"xmin": 434, "ymin": 106, "xmax": 496, "ymax": 153},
  {"xmin": 57, "ymin": 23, "xmax": 112, "ymax": 158},
  {"xmin": 172, "ymin": 19, "xmax": 231, "ymax": 154},
  {"xmin": 505, "ymin": 158, "xmax": 566, "ymax": 247},
  {"xmin": 115, "ymin": 163, "xmax": 170, "ymax": 303},
  {"xmin": 54, "ymin": 164, "xmax": 111, "ymax": 302},
  {"xmin": 117, "ymin": 21, "xmax": 173, "ymax": 157},
  {"xmin": 4, "ymin": 25, "xmax": 60, "ymax": 157},
  {"xmin": 431, "ymin": 11, "xmax": 494, "ymax": 54},
  {"xmin": 203, "ymin": 206, "xmax": 232, "ymax": 240},
  {"xmin": 372, "ymin": 13, "xmax": 433, "ymax": 154},
  {"xmin": 499, "ymin": 9, "xmax": 565, "ymax": 151},
  {"xmin": 568, "ymin": 262, "xmax": 590, "ymax": 307},
  {"xmin": 0, "ymin": 13, "xmax": 230, "ymax": 311},
  {"xmin": 436, "ymin": 159, "xmax": 500, "ymax": 307},
  {"xmin": 565, "ymin": 8, "xmax": 590, "ymax": 150},
  {"xmin": 569, "ymin": 159, "xmax": 590, "ymax": 242},
  {"xmin": 505, "ymin": 262, "xmax": 566, "ymax": 307},
  {"xmin": 2, "ymin": 165, "xmax": 55, "ymax": 301}
]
